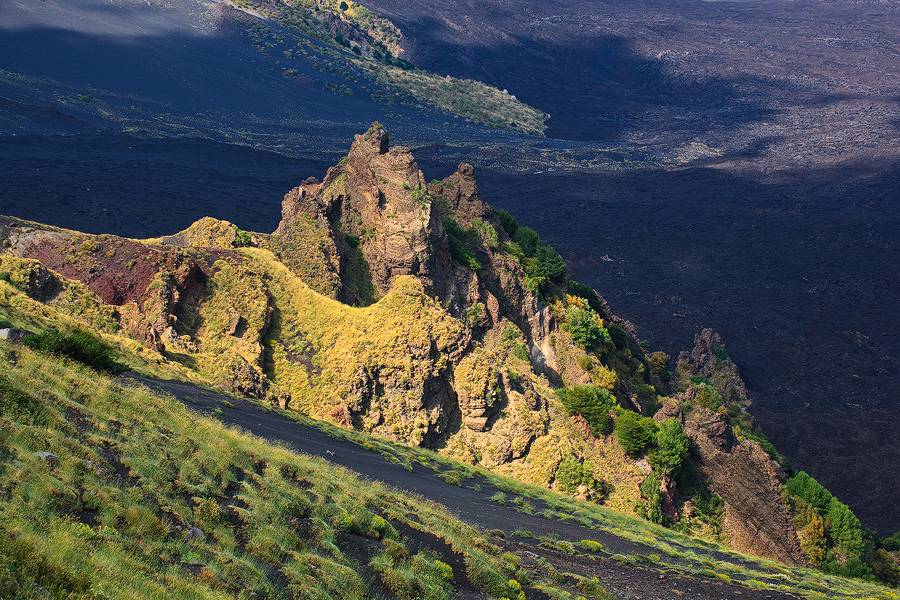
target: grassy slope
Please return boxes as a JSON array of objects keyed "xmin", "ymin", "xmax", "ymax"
[
  {"xmin": 227, "ymin": 0, "xmax": 547, "ymax": 135},
  {"xmin": 2, "ymin": 343, "xmax": 898, "ymax": 600},
  {"xmin": 0, "ymin": 343, "xmax": 520, "ymax": 600}
]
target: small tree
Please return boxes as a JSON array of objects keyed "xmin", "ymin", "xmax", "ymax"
[
  {"xmin": 556, "ymin": 457, "xmax": 598, "ymax": 495},
  {"xmin": 513, "ymin": 226, "xmax": 540, "ymax": 257},
  {"xmin": 615, "ymin": 411, "xmax": 657, "ymax": 456},
  {"xmin": 569, "ymin": 306, "xmax": 610, "ymax": 351},
  {"xmin": 339, "ymin": 1, "xmax": 349, "ymax": 10},
  {"xmin": 649, "ymin": 418, "xmax": 689, "ymax": 475},
  {"xmin": 557, "ymin": 385, "xmax": 614, "ymax": 436}
]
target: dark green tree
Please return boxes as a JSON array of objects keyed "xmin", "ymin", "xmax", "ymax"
[
  {"xmin": 826, "ymin": 497, "xmax": 865, "ymax": 556},
  {"xmin": 787, "ymin": 471, "xmax": 833, "ymax": 512},
  {"xmin": 649, "ymin": 418, "xmax": 689, "ymax": 475},
  {"xmin": 557, "ymin": 385, "xmax": 614, "ymax": 436},
  {"xmin": 568, "ymin": 307, "xmax": 610, "ymax": 351},
  {"xmin": 513, "ymin": 226, "xmax": 540, "ymax": 257},
  {"xmin": 615, "ymin": 411, "xmax": 657, "ymax": 456},
  {"xmin": 494, "ymin": 208, "xmax": 518, "ymax": 238}
]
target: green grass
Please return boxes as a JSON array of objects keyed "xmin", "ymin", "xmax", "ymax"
[{"xmin": 0, "ymin": 342, "xmax": 519, "ymax": 600}]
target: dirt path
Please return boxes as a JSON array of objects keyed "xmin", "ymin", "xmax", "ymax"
[{"xmin": 126, "ymin": 373, "xmax": 799, "ymax": 600}]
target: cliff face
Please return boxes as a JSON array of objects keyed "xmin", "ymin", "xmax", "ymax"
[
  {"xmin": 0, "ymin": 124, "xmax": 809, "ymax": 567},
  {"xmin": 685, "ymin": 406, "xmax": 806, "ymax": 566},
  {"xmin": 271, "ymin": 123, "xmax": 552, "ymax": 373}
]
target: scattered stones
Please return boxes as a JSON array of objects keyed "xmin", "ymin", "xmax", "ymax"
[
  {"xmin": 186, "ymin": 526, "xmax": 206, "ymax": 542},
  {"xmin": 33, "ymin": 451, "xmax": 58, "ymax": 467},
  {"xmin": 82, "ymin": 459, "xmax": 112, "ymax": 478}
]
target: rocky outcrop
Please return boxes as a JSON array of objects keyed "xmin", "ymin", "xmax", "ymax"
[
  {"xmin": 684, "ymin": 405, "xmax": 733, "ymax": 456},
  {"xmin": 271, "ymin": 123, "xmax": 555, "ymax": 368},
  {"xmin": 715, "ymin": 442, "xmax": 806, "ymax": 566},
  {"xmin": 653, "ymin": 399, "xmax": 683, "ymax": 424},
  {"xmin": 685, "ymin": 404, "xmax": 805, "ymax": 566},
  {"xmin": 681, "ymin": 328, "xmax": 748, "ymax": 404}
]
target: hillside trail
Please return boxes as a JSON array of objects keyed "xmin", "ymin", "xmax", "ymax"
[{"xmin": 125, "ymin": 373, "xmax": 799, "ymax": 600}]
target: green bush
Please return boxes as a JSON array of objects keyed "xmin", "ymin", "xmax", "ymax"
[
  {"xmin": 577, "ymin": 354, "xmax": 593, "ymax": 371},
  {"xmin": 647, "ymin": 351, "xmax": 671, "ymax": 382},
  {"xmin": 443, "ymin": 218, "xmax": 482, "ymax": 271},
  {"xmin": 825, "ymin": 497, "xmax": 865, "ymax": 556},
  {"xmin": 494, "ymin": 209, "xmax": 518, "ymax": 238},
  {"xmin": 24, "ymin": 329, "xmax": 124, "ymax": 374},
  {"xmin": 694, "ymin": 383, "xmax": 723, "ymax": 411},
  {"xmin": 568, "ymin": 307, "xmax": 610, "ymax": 351},
  {"xmin": 555, "ymin": 457, "xmax": 599, "ymax": 494},
  {"xmin": 615, "ymin": 411, "xmax": 657, "ymax": 456},
  {"xmin": 526, "ymin": 246, "xmax": 565, "ymax": 282},
  {"xmin": 649, "ymin": 418, "xmax": 689, "ymax": 476},
  {"xmin": 640, "ymin": 473, "xmax": 663, "ymax": 524},
  {"xmin": 557, "ymin": 385, "xmax": 614, "ymax": 436},
  {"xmin": 787, "ymin": 471, "xmax": 833, "ymax": 512},
  {"xmin": 512, "ymin": 226, "xmax": 540, "ymax": 257},
  {"xmin": 568, "ymin": 281, "xmax": 605, "ymax": 317},
  {"xmin": 608, "ymin": 325, "xmax": 628, "ymax": 351},
  {"xmin": 823, "ymin": 555, "xmax": 873, "ymax": 581},
  {"xmin": 234, "ymin": 228, "xmax": 253, "ymax": 247},
  {"xmin": 869, "ymin": 548, "xmax": 900, "ymax": 586}
]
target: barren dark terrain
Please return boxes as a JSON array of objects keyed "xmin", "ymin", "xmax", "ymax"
[{"xmin": 2, "ymin": 0, "xmax": 900, "ymax": 537}]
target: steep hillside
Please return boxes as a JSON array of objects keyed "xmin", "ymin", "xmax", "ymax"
[
  {"xmin": 3, "ymin": 124, "xmax": 896, "ymax": 587},
  {"xmin": 0, "ymin": 0, "xmax": 543, "ymax": 146},
  {"xmin": 6, "ymin": 334, "xmax": 897, "ymax": 599}
]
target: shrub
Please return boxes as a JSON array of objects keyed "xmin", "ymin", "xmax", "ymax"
[
  {"xmin": 694, "ymin": 383, "xmax": 723, "ymax": 411},
  {"xmin": 825, "ymin": 497, "xmax": 865, "ymax": 556},
  {"xmin": 568, "ymin": 281, "xmax": 605, "ymax": 317},
  {"xmin": 576, "ymin": 540, "xmax": 603, "ymax": 553},
  {"xmin": 615, "ymin": 411, "xmax": 657, "ymax": 456},
  {"xmin": 870, "ymin": 548, "xmax": 900, "ymax": 586},
  {"xmin": 647, "ymin": 351, "xmax": 671, "ymax": 382},
  {"xmin": 577, "ymin": 354, "xmax": 593, "ymax": 371},
  {"xmin": 234, "ymin": 228, "xmax": 252, "ymax": 247},
  {"xmin": 787, "ymin": 471, "xmax": 833, "ymax": 512},
  {"xmin": 443, "ymin": 218, "xmax": 481, "ymax": 271},
  {"xmin": 649, "ymin": 418, "xmax": 689, "ymax": 476},
  {"xmin": 640, "ymin": 473, "xmax": 663, "ymax": 524},
  {"xmin": 607, "ymin": 324, "xmax": 628, "ymax": 350},
  {"xmin": 345, "ymin": 233, "xmax": 360, "ymax": 248},
  {"xmin": 24, "ymin": 329, "xmax": 124, "ymax": 374},
  {"xmin": 512, "ymin": 344, "xmax": 529, "ymax": 361},
  {"xmin": 527, "ymin": 246, "xmax": 565, "ymax": 282},
  {"xmin": 568, "ymin": 306, "xmax": 610, "ymax": 351},
  {"xmin": 494, "ymin": 208, "xmax": 518, "ymax": 238},
  {"xmin": 557, "ymin": 385, "xmax": 614, "ymax": 436},
  {"xmin": 512, "ymin": 226, "xmax": 540, "ymax": 257},
  {"xmin": 823, "ymin": 555, "xmax": 873, "ymax": 581},
  {"xmin": 555, "ymin": 457, "xmax": 598, "ymax": 494}
]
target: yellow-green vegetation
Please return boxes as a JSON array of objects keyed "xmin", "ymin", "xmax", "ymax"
[
  {"xmin": 227, "ymin": 0, "xmax": 546, "ymax": 135},
  {"xmin": 358, "ymin": 62, "xmax": 547, "ymax": 136},
  {"xmin": 0, "ymin": 255, "xmax": 119, "ymax": 334},
  {"xmin": 242, "ymin": 249, "xmax": 467, "ymax": 421},
  {"xmin": 0, "ymin": 256, "xmax": 204, "ymax": 384},
  {"xmin": 0, "ymin": 343, "xmax": 522, "ymax": 600},
  {"xmin": 262, "ymin": 213, "xmax": 344, "ymax": 299},
  {"xmin": 153, "ymin": 217, "xmax": 253, "ymax": 249}
]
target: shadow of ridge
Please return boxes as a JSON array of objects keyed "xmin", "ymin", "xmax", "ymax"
[{"xmin": 358, "ymin": 10, "xmax": 795, "ymax": 143}]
